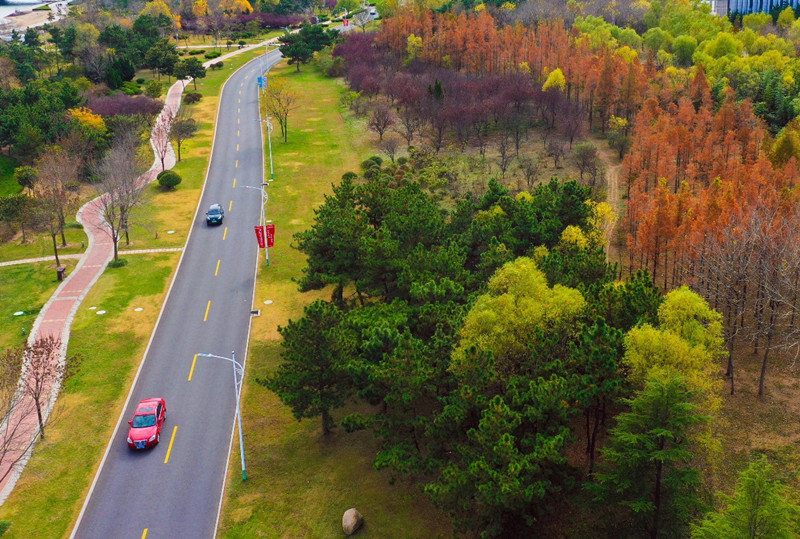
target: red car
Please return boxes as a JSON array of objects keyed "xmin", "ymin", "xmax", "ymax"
[{"xmin": 126, "ymin": 398, "xmax": 167, "ymax": 450}]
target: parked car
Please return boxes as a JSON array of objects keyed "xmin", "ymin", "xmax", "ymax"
[
  {"xmin": 206, "ymin": 203, "xmax": 224, "ymax": 225},
  {"xmin": 127, "ymin": 397, "xmax": 167, "ymax": 450}
]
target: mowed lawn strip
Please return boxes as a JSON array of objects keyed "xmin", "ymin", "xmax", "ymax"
[
  {"xmin": 0, "ymin": 253, "xmax": 179, "ymax": 538},
  {"xmin": 218, "ymin": 63, "xmax": 452, "ymax": 537},
  {"xmin": 0, "ymin": 260, "xmax": 78, "ymax": 351}
]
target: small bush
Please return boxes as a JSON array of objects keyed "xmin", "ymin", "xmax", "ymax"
[
  {"xmin": 183, "ymin": 92, "xmax": 202, "ymax": 104},
  {"xmin": 136, "ymin": 78, "xmax": 146, "ymax": 84},
  {"xmin": 157, "ymin": 170, "xmax": 182, "ymax": 190},
  {"xmin": 108, "ymin": 258, "xmax": 128, "ymax": 268},
  {"xmin": 209, "ymin": 62, "xmax": 224, "ymax": 70},
  {"xmin": 204, "ymin": 51, "xmax": 222, "ymax": 59},
  {"xmin": 144, "ymin": 80, "xmax": 162, "ymax": 98},
  {"xmin": 120, "ymin": 81, "xmax": 143, "ymax": 95},
  {"xmin": 188, "ymin": 49, "xmax": 205, "ymax": 55}
]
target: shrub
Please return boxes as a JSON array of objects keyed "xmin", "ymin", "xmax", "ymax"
[
  {"xmin": 145, "ymin": 80, "xmax": 163, "ymax": 98},
  {"xmin": 108, "ymin": 258, "xmax": 128, "ymax": 268},
  {"xmin": 188, "ymin": 49, "xmax": 205, "ymax": 55},
  {"xmin": 204, "ymin": 51, "xmax": 222, "ymax": 59},
  {"xmin": 120, "ymin": 81, "xmax": 143, "ymax": 95},
  {"xmin": 183, "ymin": 92, "xmax": 203, "ymax": 104},
  {"xmin": 136, "ymin": 78, "xmax": 146, "ymax": 84},
  {"xmin": 157, "ymin": 170, "xmax": 182, "ymax": 190}
]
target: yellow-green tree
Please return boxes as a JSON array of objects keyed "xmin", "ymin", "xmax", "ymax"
[
  {"xmin": 542, "ymin": 67, "xmax": 566, "ymax": 92},
  {"xmin": 451, "ymin": 257, "xmax": 585, "ymax": 379}
]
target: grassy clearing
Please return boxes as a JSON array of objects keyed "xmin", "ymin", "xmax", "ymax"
[
  {"xmin": 0, "ymin": 155, "xmax": 20, "ymax": 196},
  {"xmin": 218, "ymin": 62, "xmax": 451, "ymax": 537},
  {"xmin": 0, "ymin": 260, "xmax": 78, "ymax": 351},
  {"xmin": 0, "ymin": 252, "xmax": 179, "ymax": 538}
]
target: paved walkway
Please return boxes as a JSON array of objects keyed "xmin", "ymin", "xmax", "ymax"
[
  {"xmin": 0, "ymin": 80, "xmax": 184, "ymax": 504},
  {"xmin": 0, "ymin": 249, "xmax": 183, "ymax": 268},
  {"xmin": 0, "ymin": 37, "xmax": 279, "ymax": 505}
]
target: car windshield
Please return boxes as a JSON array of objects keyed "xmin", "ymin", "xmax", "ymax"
[
  {"xmin": 208, "ymin": 207, "xmax": 221, "ymax": 216},
  {"xmin": 132, "ymin": 414, "xmax": 156, "ymax": 428}
]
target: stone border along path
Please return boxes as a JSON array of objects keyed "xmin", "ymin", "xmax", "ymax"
[{"xmin": 0, "ymin": 39, "xmax": 280, "ymax": 505}]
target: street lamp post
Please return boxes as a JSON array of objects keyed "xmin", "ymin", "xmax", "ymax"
[
  {"xmin": 240, "ymin": 184, "xmax": 270, "ymax": 266},
  {"xmin": 197, "ymin": 351, "xmax": 247, "ymax": 481}
]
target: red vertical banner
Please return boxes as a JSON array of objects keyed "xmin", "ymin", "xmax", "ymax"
[
  {"xmin": 266, "ymin": 224, "xmax": 275, "ymax": 247},
  {"xmin": 254, "ymin": 225, "xmax": 266, "ymax": 248},
  {"xmin": 343, "ymin": 18, "xmax": 349, "ymax": 26}
]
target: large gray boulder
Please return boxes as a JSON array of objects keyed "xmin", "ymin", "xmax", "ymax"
[{"xmin": 342, "ymin": 508, "xmax": 363, "ymax": 535}]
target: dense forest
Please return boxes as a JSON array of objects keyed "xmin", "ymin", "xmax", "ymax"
[{"xmin": 266, "ymin": 1, "xmax": 800, "ymax": 536}]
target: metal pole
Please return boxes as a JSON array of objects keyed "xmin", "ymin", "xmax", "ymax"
[
  {"xmin": 232, "ymin": 351, "xmax": 247, "ymax": 481},
  {"xmin": 197, "ymin": 352, "xmax": 247, "ymax": 481}
]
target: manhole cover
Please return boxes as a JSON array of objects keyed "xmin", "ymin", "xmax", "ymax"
[
  {"xmin": 167, "ymin": 230, "xmax": 175, "ymax": 234},
  {"xmin": 89, "ymin": 306, "xmax": 97, "ymax": 310},
  {"xmin": 13, "ymin": 311, "xmax": 24, "ymax": 316},
  {"xmin": 96, "ymin": 310, "xmax": 106, "ymax": 315},
  {"xmin": 264, "ymin": 300, "xmax": 273, "ymax": 305},
  {"xmin": 134, "ymin": 307, "xmax": 143, "ymax": 312}
]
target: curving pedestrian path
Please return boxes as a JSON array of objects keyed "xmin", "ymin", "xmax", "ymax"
[
  {"xmin": 0, "ymin": 80, "xmax": 184, "ymax": 504},
  {"xmin": 0, "ymin": 37, "xmax": 280, "ymax": 505}
]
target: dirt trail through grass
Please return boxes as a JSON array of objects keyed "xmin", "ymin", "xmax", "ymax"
[{"xmin": 591, "ymin": 138, "xmax": 624, "ymax": 266}]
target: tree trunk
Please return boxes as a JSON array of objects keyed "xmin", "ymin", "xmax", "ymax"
[
  {"xmin": 321, "ymin": 408, "xmax": 331, "ymax": 436},
  {"xmin": 758, "ymin": 301, "xmax": 777, "ymax": 397},
  {"xmin": 51, "ymin": 233, "xmax": 60, "ymax": 267},
  {"xmin": 35, "ymin": 398, "xmax": 44, "ymax": 439}
]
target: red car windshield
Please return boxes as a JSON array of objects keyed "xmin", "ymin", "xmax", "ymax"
[{"xmin": 132, "ymin": 414, "xmax": 156, "ymax": 428}]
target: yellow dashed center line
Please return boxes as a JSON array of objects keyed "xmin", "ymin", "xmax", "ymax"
[
  {"xmin": 236, "ymin": 144, "xmax": 239, "ymax": 152},
  {"xmin": 237, "ymin": 118, "xmax": 240, "ymax": 125},
  {"xmin": 235, "ymin": 160, "xmax": 239, "ymax": 168},
  {"xmin": 237, "ymin": 130, "xmax": 240, "ymax": 137},
  {"xmin": 237, "ymin": 108, "xmax": 240, "ymax": 114},
  {"xmin": 141, "ymin": 529, "xmax": 148, "ymax": 539},
  {"xmin": 188, "ymin": 353, "xmax": 197, "ymax": 381},
  {"xmin": 232, "ymin": 178, "xmax": 237, "ymax": 188},
  {"xmin": 223, "ymin": 227, "xmax": 228, "ymax": 240},
  {"xmin": 164, "ymin": 426, "xmax": 178, "ymax": 464},
  {"xmin": 228, "ymin": 200, "xmax": 233, "ymax": 211},
  {"xmin": 215, "ymin": 259, "xmax": 221, "ymax": 276},
  {"xmin": 204, "ymin": 300, "xmax": 211, "ymax": 322}
]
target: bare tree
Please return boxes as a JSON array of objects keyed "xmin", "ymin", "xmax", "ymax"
[
  {"xmin": 263, "ymin": 78, "xmax": 299, "ymax": 143},
  {"xmin": 545, "ymin": 138, "xmax": 566, "ymax": 168},
  {"xmin": 496, "ymin": 132, "xmax": 512, "ymax": 178},
  {"xmin": 368, "ymin": 105, "xmax": 395, "ymax": 141},
  {"xmin": 0, "ymin": 346, "xmax": 37, "ymax": 482},
  {"xmin": 33, "ymin": 147, "xmax": 80, "ymax": 263},
  {"xmin": 152, "ymin": 106, "xmax": 175, "ymax": 171},
  {"xmin": 395, "ymin": 106, "xmax": 421, "ymax": 148},
  {"xmin": 352, "ymin": 9, "xmax": 372, "ymax": 32},
  {"xmin": 574, "ymin": 142, "xmax": 600, "ymax": 183},
  {"xmin": 517, "ymin": 155, "xmax": 542, "ymax": 191},
  {"xmin": 22, "ymin": 335, "xmax": 81, "ymax": 439},
  {"xmin": 378, "ymin": 134, "xmax": 402, "ymax": 163},
  {"xmin": 170, "ymin": 107, "xmax": 198, "ymax": 162},
  {"xmin": 95, "ymin": 130, "xmax": 149, "ymax": 259}
]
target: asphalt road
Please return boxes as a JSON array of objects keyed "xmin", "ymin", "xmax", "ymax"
[{"xmin": 72, "ymin": 49, "xmax": 283, "ymax": 539}]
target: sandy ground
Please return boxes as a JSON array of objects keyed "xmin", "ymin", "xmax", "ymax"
[{"xmin": 1, "ymin": 2, "xmax": 67, "ymax": 33}]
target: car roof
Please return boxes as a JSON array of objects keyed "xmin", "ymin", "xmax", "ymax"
[
  {"xmin": 208, "ymin": 203, "xmax": 222, "ymax": 211},
  {"xmin": 136, "ymin": 397, "xmax": 164, "ymax": 413}
]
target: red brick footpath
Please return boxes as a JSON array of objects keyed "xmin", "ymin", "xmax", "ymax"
[
  {"xmin": 0, "ymin": 80, "xmax": 183, "ymax": 503},
  {"xmin": 0, "ymin": 39, "xmax": 279, "ymax": 505}
]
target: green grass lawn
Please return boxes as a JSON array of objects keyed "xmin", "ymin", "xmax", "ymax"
[
  {"xmin": 217, "ymin": 62, "xmax": 451, "ymax": 537},
  {"xmin": 0, "ymin": 260, "xmax": 78, "ymax": 352},
  {"xmin": 0, "ymin": 155, "xmax": 20, "ymax": 196}
]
